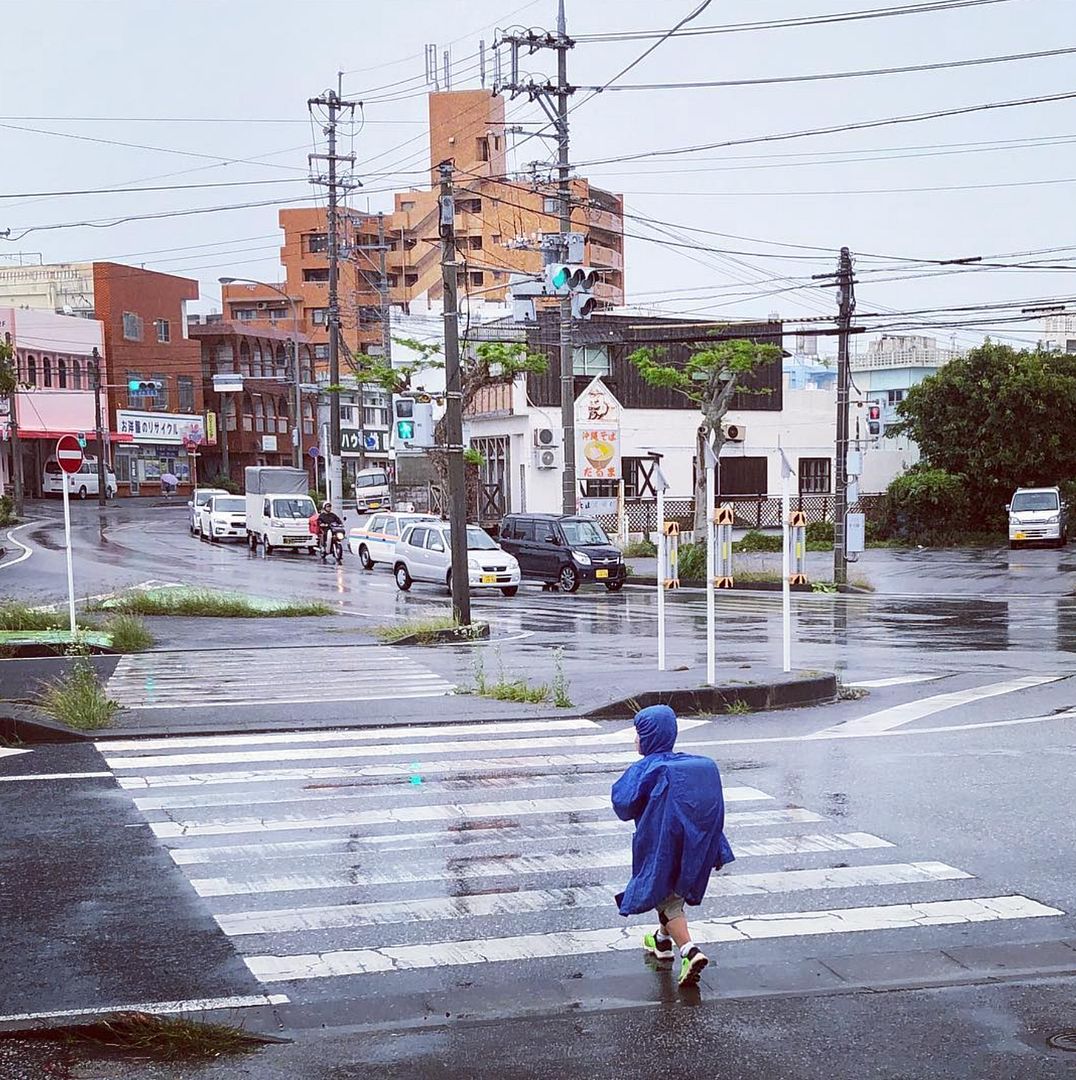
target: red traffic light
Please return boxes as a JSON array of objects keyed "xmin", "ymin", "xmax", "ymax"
[{"xmin": 868, "ymin": 404, "xmax": 882, "ymax": 420}]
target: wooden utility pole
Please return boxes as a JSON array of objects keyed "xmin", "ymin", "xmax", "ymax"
[{"xmin": 832, "ymin": 247, "xmax": 855, "ymax": 585}]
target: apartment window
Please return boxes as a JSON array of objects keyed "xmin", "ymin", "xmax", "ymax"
[
  {"xmin": 268, "ymin": 308, "xmax": 288, "ymax": 322},
  {"xmin": 476, "ymin": 137, "xmax": 490, "ymax": 162},
  {"xmin": 469, "ymin": 272, "xmax": 484, "ymax": 287},
  {"xmin": 57, "ymin": 358, "xmax": 67, "ymax": 388},
  {"xmin": 401, "ymin": 200, "xmax": 416, "ymax": 211},
  {"xmin": 309, "ymin": 308, "xmax": 329, "ymax": 326},
  {"xmin": 491, "ymin": 234, "xmax": 502, "ymax": 245},
  {"xmin": 152, "ymin": 373, "xmax": 169, "ymax": 410},
  {"xmin": 155, "ymin": 319, "xmax": 170, "ymax": 343},
  {"xmin": 234, "ymin": 307, "xmax": 256, "ymax": 321},
  {"xmin": 178, "ymin": 376, "xmax": 195, "ymax": 413},
  {"xmin": 468, "ymin": 236, "xmax": 483, "ymax": 250},
  {"xmin": 404, "ymin": 273, "xmax": 419, "ymax": 287},
  {"xmin": 492, "ymin": 134, "xmax": 501, "ymax": 150},
  {"xmin": 70, "ymin": 358, "xmax": 82, "ymax": 390},
  {"xmin": 314, "ymin": 343, "xmax": 329, "ymax": 360},
  {"xmin": 303, "ymin": 268, "xmax": 330, "ymax": 283},
  {"xmin": 122, "ymin": 312, "xmax": 143, "ymax": 341},
  {"xmin": 543, "ymin": 197, "xmax": 560, "ymax": 214},
  {"xmin": 572, "ymin": 344, "xmax": 610, "ymax": 376},
  {"xmin": 306, "ymin": 233, "xmax": 329, "ymax": 253},
  {"xmin": 886, "ymin": 388, "xmax": 906, "ymax": 405},
  {"xmin": 798, "ymin": 457, "xmax": 832, "ymax": 495},
  {"xmin": 364, "ymin": 403, "xmax": 389, "ymax": 427},
  {"xmin": 357, "ymin": 306, "xmax": 381, "ymax": 323},
  {"xmin": 386, "ymin": 274, "xmax": 399, "ymax": 287},
  {"xmin": 42, "ymin": 356, "xmax": 52, "ymax": 388},
  {"xmin": 457, "ymin": 198, "xmax": 481, "ymax": 214},
  {"xmin": 25, "ymin": 356, "xmax": 36, "ymax": 386}
]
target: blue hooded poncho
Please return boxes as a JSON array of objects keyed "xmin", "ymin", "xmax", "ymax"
[{"xmin": 611, "ymin": 705, "xmax": 735, "ymax": 917}]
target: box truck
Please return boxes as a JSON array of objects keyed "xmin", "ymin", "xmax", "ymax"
[{"xmin": 245, "ymin": 466, "xmax": 318, "ymax": 554}]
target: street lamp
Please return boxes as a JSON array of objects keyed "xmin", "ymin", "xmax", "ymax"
[{"xmin": 218, "ymin": 277, "xmax": 305, "ymax": 468}]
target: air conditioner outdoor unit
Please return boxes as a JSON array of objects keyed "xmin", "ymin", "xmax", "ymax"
[
  {"xmin": 257, "ymin": 301, "xmax": 269, "ymax": 310},
  {"xmin": 533, "ymin": 426, "xmax": 558, "ymax": 448},
  {"xmin": 534, "ymin": 447, "xmax": 561, "ymax": 470},
  {"xmin": 723, "ymin": 423, "xmax": 747, "ymax": 442}
]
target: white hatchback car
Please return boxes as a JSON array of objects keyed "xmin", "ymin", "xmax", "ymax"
[
  {"xmin": 348, "ymin": 511, "xmax": 439, "ymax": 570},
  {"xmin": 394, "ymin": 522, "xmax": 521, "ymax": 596},
  {"xmin": 187, "ymin": 487, "xmax": 228, "ymax": 535},
  {"xmin": 198, "ymin": 493, "xmax": 248, "ymax": 543}
]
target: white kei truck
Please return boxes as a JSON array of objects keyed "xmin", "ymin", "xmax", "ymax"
[{"xmin": 244, "ymin": 466, "xmax": 318, "ymax": 555}]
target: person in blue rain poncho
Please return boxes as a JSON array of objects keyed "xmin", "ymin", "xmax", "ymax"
[{"xmin": 611, "ymin": 704, "xmax": 735, "ymax": 988}]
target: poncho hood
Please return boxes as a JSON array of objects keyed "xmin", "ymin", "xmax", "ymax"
[{"xmin": 634, "ymin": 705, "xmax": 677, "ymax": 755}]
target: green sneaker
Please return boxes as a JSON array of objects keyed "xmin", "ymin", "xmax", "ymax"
[
  {"xmin": 678, "ymin": 947, "xmax": 708, "ymax": 987},
  {"xmin": 642, "ymin": 931, "xmax": 674, "ymax": 961}
]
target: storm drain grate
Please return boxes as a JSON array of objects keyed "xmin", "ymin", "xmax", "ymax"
[{"xmin": 1047, "ymin": 1032, "xmax": 1076, "ymax": 1052}]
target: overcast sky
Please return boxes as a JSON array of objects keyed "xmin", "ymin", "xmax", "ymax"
[{"xmin": 1, "ymin": 0, "xmax": 1071, "ymax": 353}]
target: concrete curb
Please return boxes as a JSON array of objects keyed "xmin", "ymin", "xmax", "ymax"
[
  {"xmin": 585, "ymin": 672, "xmax": 837, "ymax": 720},
  {"xmin": 0, "ymin": 704, "xmax": 90, "ymax": 744},
  {"xmin": 626, "ymin": 577, "xmax": 872, "ymax": 594}
]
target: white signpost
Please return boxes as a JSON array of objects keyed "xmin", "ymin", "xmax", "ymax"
[
  {"xmin": 654, "ymin": 462, "xmax": 670, "ymax": 672},
  {"xmin": 55, "ymin": 434, "xmax": 82, "ymax": 635},
  {"xmin": 703, "ymin": 438, "xmax": 719, "ymax": 686},
  {"xmin": 779, "ymin": 448, "xmax": 794, "ymax": 673}
]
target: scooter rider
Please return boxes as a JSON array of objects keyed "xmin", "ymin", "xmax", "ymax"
[{"xmin": 317, "ymin": 500, "xmax": 344, "ymax": 555}]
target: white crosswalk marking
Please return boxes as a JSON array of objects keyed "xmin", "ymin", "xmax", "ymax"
[
  {"xmin": 105, "ymin": 646, "xmax": 456, "ymax": 708},
  {"xmin": 98, "ymin": 713, "xmax": 1064, "ymax": 999}
]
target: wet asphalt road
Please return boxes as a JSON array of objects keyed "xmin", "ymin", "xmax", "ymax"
[{"xmin": 3, "ymin": 502, "xmax": 1076, "ymax": 1077}]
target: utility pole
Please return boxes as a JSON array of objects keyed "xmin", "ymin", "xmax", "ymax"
[
  {"xmin": 2, "ymin": 346, "xmax": 23, "ymax": 515},
  {"xmin": 496, "ymin": 6, "xmax": 577, "ymax": 514},
  {"xmin": 90, "ymin": 348, "xmax": 107, "ymax": 507},
  {"xmin": 438, "ymin": 162, "xmax": 472, "ymax": 627},
  {"xmin": 832, "ymin": 247, "xmax": 855, "ymax": 585},
  {"xmin": 308, "ymin": 88, "xmax": 356, "ymax": 505}
]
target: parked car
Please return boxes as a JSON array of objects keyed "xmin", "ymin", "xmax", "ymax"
[
  {"xmin": 244, "ymin": 466, "xmax": 318, "ymax": 554},
  {"xmin": 198, "ymin": 494, "xmax": 247, "ymax": 543},
  {"xmin": 43, "ymin": 457, "xmax": 117, "ymax": 500},
  {"xmin": 1007, "ymin": 486, "xmax": 1069, "ymax": 548},
  {"xmin": 187, "ymin": 487, "xmax": 228, "ymax": 535},
  {"xmin": 393, "ymin": 521, "xmax": 521, "ymax": 596},
  {"xmin": 498, "ymin": 513, "xmax": 626, "ymax": 593},
  {"xmin": 353, "ymin": 467, "xmax": 392, "ymax": 514},
  {"xmin": 349, "ymin": 511, "xmax": 440, "ymax": 569}
]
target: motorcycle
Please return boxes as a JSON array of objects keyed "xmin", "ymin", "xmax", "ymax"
[{"xmin": 321, "ymin": 525, "xmax": 345, "ymax": 565}]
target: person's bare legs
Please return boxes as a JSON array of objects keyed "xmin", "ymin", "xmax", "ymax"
[{"xmin": 663, "ymin": 913, "xmax": 690, "ymax": 949}]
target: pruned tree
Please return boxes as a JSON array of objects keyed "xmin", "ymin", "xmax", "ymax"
[{"xmin": 629, "ymin": 338, "xmax": 783, "ymax": 534}]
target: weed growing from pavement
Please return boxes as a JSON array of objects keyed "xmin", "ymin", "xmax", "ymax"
[
  {"xmin": 478, "ymin": 679, "xmax": 550, "ymax": 704},
  {"xmin": 0, "ymin": 602, "xmax": 95, "ymax": 632},
  {"xmin": 472, "ymin": 649, "xmax": 487, "ymax": 695},
  {"xmin": 551, "ymin": 647, "xmax": 573, "ymax": 708},
  {"xmin": 103, "ymin": 614, "xmax": 155, "ymax": 653},
  {"xmin": 96, "ymin": 590, "xmax": 331, "ymax": 619},
  {"xmin": 725, "ymin": 698, "xmax": 752, "ymax": 715},
  {"xmin": 58, "ymin": 1011, "xmax": 264, "ymax": 1063},
  {"xmin": 37, "ymin": 657, "xmax": 119, "ymax": 730},
  {"xmin": 373, "ymin": 616, "xmax": 486, "ymax": 644}
]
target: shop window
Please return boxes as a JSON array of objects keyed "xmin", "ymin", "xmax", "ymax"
[
  {"xmin": 122, "ymin": 312, "xmax": 143, "ymax": 341},
  {"xmin": 155, "ymin": 319, "xmax": 170, "ymax": 343}
]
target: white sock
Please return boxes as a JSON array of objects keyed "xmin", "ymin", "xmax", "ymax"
[{"xmin": 681, "ymin": 940, "xmax": 697, "ymax": 956}]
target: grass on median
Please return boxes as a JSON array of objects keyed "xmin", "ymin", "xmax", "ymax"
[
  {"xmin": 102, "ymin": 613, "xmax": 155, "ymax": 652},
  {"xmin": 372, "ymin": 615, "xmax": 487, "ymax": 644},
  {"xmin": 0, "ymin": 601, "xmax": 96, "ymax": 633},
  {"xmin": 95, "ymin": 589, "xmax": 332, "ymax": 619},
  {"xmin": 36, "ymin": 658, "xmax": 119, "ymax": 730}
]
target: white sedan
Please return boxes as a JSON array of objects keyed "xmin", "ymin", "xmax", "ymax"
[
  {"xmin": 198, "ymin": 494, "xmax": 247, "ymax": 543},
  {"xmin": 393, "ymin": 522, "xmax": 520, "ymax": 596}
]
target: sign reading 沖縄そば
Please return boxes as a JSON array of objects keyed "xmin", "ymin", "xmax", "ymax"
[{"xmin": 574, "ymin": 377, "xmax": 622, "ymax": 481}]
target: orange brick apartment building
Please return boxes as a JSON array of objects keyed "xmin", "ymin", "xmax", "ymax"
[{"xmin": 222, "ymin": 90, "xmax": 625, "ymax": 370}]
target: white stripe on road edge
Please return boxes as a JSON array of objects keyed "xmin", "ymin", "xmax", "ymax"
[
  {"xmin": 845, "ymin": 674, "xmax": 948, "ymax": 689},
  {"xmin": 0, "ymin": 771, "xmax": 113, "ymax": 782},
  {"xmin": 807, "ymin": 675, "xmax": 1062, "ymax": 739},
  {"xmin": 113, "ymin": 689, "xmax": 458, "ymax": 711},
  {"xmin": 105, "ymin": 723, "xmax": 706, "ymax": 770},
  {"xmin": 99, "ymin": 717, "xmax": 601, "ymax": 753},
  {"xmin": 0, "ymin": 993, "xmax": 290, "ymax": 1024},
  {"xmin": 168, "ymin": 808, "xmax": 824, "ymax": 866},
  {"xmin": 0, "ymin": 748, "xmax": 31, "ymax": 759},
  {"xmin": 0, "ymin": 521, "xmax": 36, "ymax": 571},
  {"xmin": 216, "ymin": 862, "xmax": 969, "ymax": 936},
  {"xmin": 244, "ymin": 895, "xmax": 1062, "ymax": 981},
  {"xmin": 189, "ymin": 833, "xmax": 892, "ymax": 897},
  {"xmin": 149, "ymin": 788, "xmax": 774, "ymax": 839}
]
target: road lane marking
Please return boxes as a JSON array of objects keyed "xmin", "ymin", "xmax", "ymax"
[
  {"xmin": 0, "ymin": 993, "xmax": 290, "ymax": 1023},
  {"xmin": 244, "ymin": 895, "xmax": 1062, "ymax": 981},
  {"xmin": 0, "ymin": 520, "xmax": 36, "ymax": 571},
  {"xmin": 99, "ymin": 717, "xmax": 601, "ymax": 753},
  {"xmin": 189, "ymin": 833, "xmax": 892, "ymax": 897},
  {"xmin": 216, "ymin": 862, "xmax": 969, "ymax": 936},
  {"xmin": 148, "ymin": 788, "xmax": 774, "ymax": 839},
  {"xmin": 0, "ymin": 747, "xmax": 31, "ymax": 759},
  {"xmin": 167, "ymin": 808, "xmax": 824, "ymax": 865},
  {"xmin": 0, "ymin": 771, "xmax": 112, "ymax": 782},
  {"xmin": 845, "ymin": 674, "xmax": 948, "ymax": 689},
  {"xmin": 806, "ymin": 675, "xmax": 1062, "ymax": 739}
]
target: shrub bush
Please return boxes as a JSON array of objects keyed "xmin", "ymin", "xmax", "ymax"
[
  {"xmin": 205, "ymin": 474, "xmax": 240, "ymax": 495},
  {"xmin": 885, "ymin": 466, "xmax": 970, "ymax": 544},
  {"xmin": 734, "ymin": 530, "xmax": 782, "ymax": 553},
  {"xmin": 0, "ymin": 494, "xmax": 16, "ymax": 526}
]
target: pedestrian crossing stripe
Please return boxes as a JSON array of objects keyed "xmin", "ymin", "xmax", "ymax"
[
  {"xmin": 187, "ymin": 833, "xmax": 895, "ymax": 897},
  {"xmin": 215, "ymin": 863, "xmax": 971, "ymax": 936},
  {"xmin": 105, "ymin": 646, "xmax": 456, "ymax": 708},
  {"xmin": 244, "ymin": 896, "xmax": 1062, "ymax": 982}
]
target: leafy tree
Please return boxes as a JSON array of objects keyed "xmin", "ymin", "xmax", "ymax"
[
  {"xmin": 894, "ymin": 341, "xmax": 1076, "ymax": 528},
  {"xmin": 628, "ymin": 338, "xmax": 782, "ymax": 534}
]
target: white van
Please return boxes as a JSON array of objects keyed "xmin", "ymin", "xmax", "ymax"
[
  {"xmin": 43, "ymin": 457, "xmax": 118, "ymax": 499},
  {"xmin": 353, "ymin": 467, "xmax": 392, "ymax": 514},
  {"xmin": 1007, "ymin": 486, "xmax": 1069, "ymax": 548}
]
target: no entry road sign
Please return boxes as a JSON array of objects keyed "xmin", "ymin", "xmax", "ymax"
[{"xmin": 56, "ymin": 434, "xmax": 84, "ymax": 474}]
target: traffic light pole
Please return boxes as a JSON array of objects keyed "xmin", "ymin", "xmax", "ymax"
[
  {"xmin": 438, "ymin": 163, "xmax": 472, "ymax": 627},
  {"xmin": 832, "ymin": 247, "xmax": 855, "ymax": 586}
]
